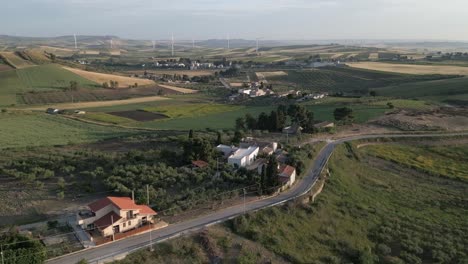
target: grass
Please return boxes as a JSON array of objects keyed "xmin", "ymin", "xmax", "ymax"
[
  {"xmin": 227, "ymin": 142, "xmax": 468, "ymax": 263},
  {"xmin": 0, "ymin": 70, "xmax": 25, "ymax": 105},
  {"xmin": 362, "ymin": 143, "xmax": 468, "ymax": 181},
  {"xmin": 369, "ymin": 99, "xmax": 434, "ymax": 110},
  {"xmin": 0, "ymin": 112, "xmax": 141, "ymax": 149},
  {"xmin": 80, "ymin": 101, "xmax": 388, "ymax": 130},
  {"xmin": 0, "ymin": 64, "xmax": 99, "ymax": 106},
  {"xmin": 143, "ymin": 103, "xmax": 240, "ymax": 118},
  {"xmin": 16, "ymin": 64, "xmax": 98, "ymax": 90},
  {"xmin": 267, "ymin": 67, "xmax": 453, "ymax": 93},
  {"xmin": 377, "ymin": 76, "xmax": 468, "ymax": 105}
]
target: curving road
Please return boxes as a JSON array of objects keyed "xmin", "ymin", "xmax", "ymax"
[{"xmin": 47, "ymin": 132, "xmax": 468, "ymax": 264}]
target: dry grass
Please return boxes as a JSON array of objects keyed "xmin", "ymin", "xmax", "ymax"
[
  {"xmin": 368, "ymin": 53, "xmax": 379, "ymax": 60},
  {"xmin": 349, "ymin": 62, "xmax": 468, "ymax": 75},
  {"xmin": 0, "ymin": 52, "xmax": 35, "ymax": 68},
  {"xmin": 79, "ymin": 50, "xmax": 100, "ymax": 55},
  {"xmin": 257, "ymin": 71, "xmax": 288, "ymax": 78},
  {"xmin": 63, "ymin": 67, "xmax": 155, "ymax": 87},
  {"xmin": 331, "ymin": 53, "xmax": 344, "ymax": 59},
  {"xmin": 22, "ymin": 96, "xmax": 169, "ymax": 110},
  {"xmin": 157, "ymin": 84, "xmax": 198, "ymax": 94},
  {"xmin": 230, "ymin": 82, "xmax": 244, "ymax": 87},
  {"xmin": 346, "ymin": 53, "xmax": 358, "ymax": 58}
]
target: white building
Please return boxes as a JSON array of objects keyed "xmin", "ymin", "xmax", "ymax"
[
  {"xmin": 228, "ymin": 146, "xmax": 259, "ymax": 168},
  {"xmin": 216, "ymin": 144, "xmax": 238, "ymax": 158}
]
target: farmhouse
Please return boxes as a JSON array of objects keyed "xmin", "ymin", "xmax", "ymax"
[
  {"xmin": 278, "ymin": 165, "xmax": 296, "ymax": 190},
  {"xmin": 76, "ymin": 196, "xmax": 156, "ymax": 238},
  {"xmin": 282, "ymin": 124, "xmax": 303, "ymax": 135},
  {"xmin": 192, "ymin": 160, "xmax": 209, "ymax": 169},
  {"xmin": 228, "ymin": 146, "xmax": 259, "ymax": 168}
]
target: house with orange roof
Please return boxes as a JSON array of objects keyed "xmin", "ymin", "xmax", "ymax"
[
  {"xmin": 76, "ymin": 196, "xmax": 157, "ymax": 238},
  {"xmin": 278, "ymin": 165, "xmax": 296, "ymax": 191}
]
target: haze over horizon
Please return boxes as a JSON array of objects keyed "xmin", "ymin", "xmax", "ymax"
[{"xmin": 2, "ymin": 0, "xmax": 468, "ymax": 41}]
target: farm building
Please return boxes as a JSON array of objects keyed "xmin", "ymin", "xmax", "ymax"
[
  {"xmin": 76, "ymin": 196, "xmax": 156, "ymax": 238},
  {"xmin": 282, "ymin": 125, "xmax": 303, "ymax": 135},
  {"xmin": 228, "ymin": 146, "xmax": 259, "ymax": 168},
  {"xmin": 278, "ymin": 165, "xmax": 296, "ymax": 190}
]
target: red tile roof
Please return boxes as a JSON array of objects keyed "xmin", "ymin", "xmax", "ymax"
[
  {"xmin": 88, "ymin": 197, "xmax": 156, "ymax": 215},
  {"xmin": 94, "ymin": 211, "xmax": 122, "ymax": 230},
  {"xmin": 192, "ymin": 160, "xmax": 209, "ymax": 168},
  {"xmin": 278, "ymin": 165, "xmax": 296, "ymax": 178}
]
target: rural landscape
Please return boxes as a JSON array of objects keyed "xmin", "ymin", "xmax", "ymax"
[{"xmin": 1, "ymin": 1, "xmax": 468, "ymax": 263}]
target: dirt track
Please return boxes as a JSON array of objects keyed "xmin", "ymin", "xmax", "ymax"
[{"xmin": 22, "ymin": 96, "xmax": 169, "ymax": 110}]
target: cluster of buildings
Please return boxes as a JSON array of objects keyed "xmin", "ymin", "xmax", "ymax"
[
  {"xmin": 229, "ymin": 82, "xmax": 275, "ymax": 101},
  {"xmin": 150, "ymin": 60, "xmax": 230, "ymax": 70},
  {"xmin": 216, "ymin": 139, "xmax": 296, "ymax": 189}
]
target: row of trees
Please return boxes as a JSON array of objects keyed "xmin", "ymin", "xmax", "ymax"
[{"xmin": 235, "ymin": 104, "xmax": 316, "ymax": 133}]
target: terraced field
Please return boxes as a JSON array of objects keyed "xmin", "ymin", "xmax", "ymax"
[{"xmin": 0, "ymin": 52, "xmax": 35, "ymax": 68}]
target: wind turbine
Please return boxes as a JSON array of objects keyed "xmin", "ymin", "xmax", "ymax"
[
  {"xmin": 256, "ymin": 37, "xmax": 262, "ymax": 55},
  {"xmin": 73, "ymin": 34, "xmax": 77, "ymax": 49},
  {"xmin": 152, "ymin": 40, "xmax": 156, "ymax": 50},
  {"xmin": 227, "ymin": 34, "xmax": 230, "ymax": 50},
  {"xmin": 192, "ymin": 38, "xmax": 195, "ymax": 49},
  {"xmin": 171, "ymin": 33, "xmax": 174, "ymax": 56}
]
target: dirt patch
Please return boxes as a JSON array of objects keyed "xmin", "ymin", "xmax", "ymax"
[
  {"xmin": 109, "ymin": 110, "xmax": 169, "ymax": 122},
  {"xmin": 63, "ymin": 67, "xmax": 155, "ymax": 87},
  {"xmin": 22, "ymin": 95, "xmax": 169, "ymax": 110},
  {"xmin": 349, "ymin": 62, "xmax": 468, "ymax": 75},
  {"xmin": 257, "ymin": 71, "xmax": 288, "ymax": 78},
  {"xmin": 371, "ymin": 108, "xmax": 468, "ymax": 131},
  {"xmin": 157, "ymin": 84, "xmax": 198, "ymax": 94}
]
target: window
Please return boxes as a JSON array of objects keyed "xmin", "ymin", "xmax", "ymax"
[
  {"xmin": 123, "ymin": 222, "xmax": 126, "ymax": 228},
  {"xmin": 128, "ymin": 221, "xmax": 131, "ymax": 226}
]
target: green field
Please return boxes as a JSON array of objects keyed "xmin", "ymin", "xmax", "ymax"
[
  {"xmin": 16, "ymin": 64, "xmax": 98, "ymax": 90},
  {"xmin": 268, "ymin": 67, "xmax": 457, "ymax": 93},
  {"xmin": 0, "ymin": 112, "xmax": 141, "ymax": 149},
  {"xmin": 377, "ymin": 76, "xmax": 468, "ymax": 105},
  {"xmin": 0, "ymin": 64, "xmax": 99, "ymax": 106},
  {"xmin": 363, "ymin": 143, "xmax": 468, "ymax": 181},
  {"xmin": 81, "ymin": 102, "xmax": 388, "ymax": 130},
  {"xmin": 227, "ymin": 142, "xmax": 468, "ymax": 263},
  {"xmin": 0, "ymin": 70, "xmax": 25, "ymax": 105}
]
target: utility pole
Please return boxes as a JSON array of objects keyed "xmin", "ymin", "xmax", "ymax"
[
  {"xmin": 149, "ymin": 218, "xmax": 154, "ymax": 252},
  {"xmin": 146, "ymin": 184, "xmax": 149, "ymax": 205},
  {"xmin": 132, "ymin": 190, "xmax": 134, "ymax": 201},
  {"xmin": 243, "ymin": 188, "xmax": 246, "ymax": 214},
  {"xmin": 1, "ymin": 244, "xmax": 4, "ymax": 264},
  {"xmin": 171, "ymin": 33, "xmax": 174, "ymax": 56},
  {"xmin": 111, "ymin": 215, "xmax": 115, "ymax": 241}
]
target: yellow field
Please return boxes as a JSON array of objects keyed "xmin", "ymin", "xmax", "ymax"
[
  {"xmin": 347, "ymin": 53, "xmax": 358, "ymax": 58},
  {"xmin": 229, "ymin": 82, "xmax": 244, "ymax": 87},
  {"xmin": 348, "ymin": 62, "xmax": 468, "ymax": 75},
  {"xmin": 157, "ymin": 84, "xmax": 198, "ymax": 94},
  {"xmin": 257, "ymin": 71, "xmax": 288, "ymax": 78},
  {"xmin": 331, "ymin": 53, "xmax": 344, "ymax": 59},
  {"xmin": 368, "ymin": 53, "xmax": 379, "ymax": 60},
  {"xmin": 0, "ymin": 52, "xmax": 35, "ymax": 68},
  {"xmin": 23, "ymin": 96, "xmax": 169, "ymax": 110},
  {"xmin": 63, "ymin": 67, "xmax": 155, "ymax": 87}
]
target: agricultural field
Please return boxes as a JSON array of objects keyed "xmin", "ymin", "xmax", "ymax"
[
  {"xmin": 156, "ymin": 84, "xmax": 197, "ymax": 94},
  {"xmin": 22, "ymin": 95, "xmax": 169, "ymax": 111},
  {"xmin": 0, "ymin": 52, "xmax": 35, "ymax": 68},
  {"xmin": 349, "ymin": 61, "xmax": 468, "ymax": 75},
  {"xmin": 0, "ymin": 70, "xmax": 25, "ymax": 105},
  {"xmin": 0, "ymin": 111, "xmax": 141, "ymax": 149},
  {"xmin": 63, "ymin": 67, "xmax": 155, "ymax": 87},
  {"xmin": 377, "ymin": 76, "xmax": 468, "ymax": 104},
  {"xmin": 127, "ymin": 69, "xmax": 215, "ymax": 77},
  {"xmin": 16, "ymin": 64, "xmax": 98, "ymax": 90},
  {"xmin": 266, "ymin": 67, "xmax": 455, "ymax": 93},
  {"xmin": 362, "ymin": 143, "xmax": 468, "ymax": 181}
]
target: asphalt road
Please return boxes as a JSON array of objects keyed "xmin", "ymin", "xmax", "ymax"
[{"xmin": 47, "ymin": 132, "xmax": 468, "ymax": 264}]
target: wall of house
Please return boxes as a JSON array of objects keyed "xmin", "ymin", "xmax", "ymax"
[{"xmin": 79, "ymin": 204, "xmax": 117, "ymax": 228}]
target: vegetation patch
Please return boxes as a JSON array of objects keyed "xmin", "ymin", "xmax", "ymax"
[
  {"xmin": 228, "ymin": 143, "xmax": 468, "ymax": 263},
  {"xmin": 109, "ymin": 110, "xmax": 169, "ymax": 122}
]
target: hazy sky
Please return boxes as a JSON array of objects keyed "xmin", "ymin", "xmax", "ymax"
[{"xmin": 2, "ymin": 0, "xmax": 468, "ymax": 41}]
